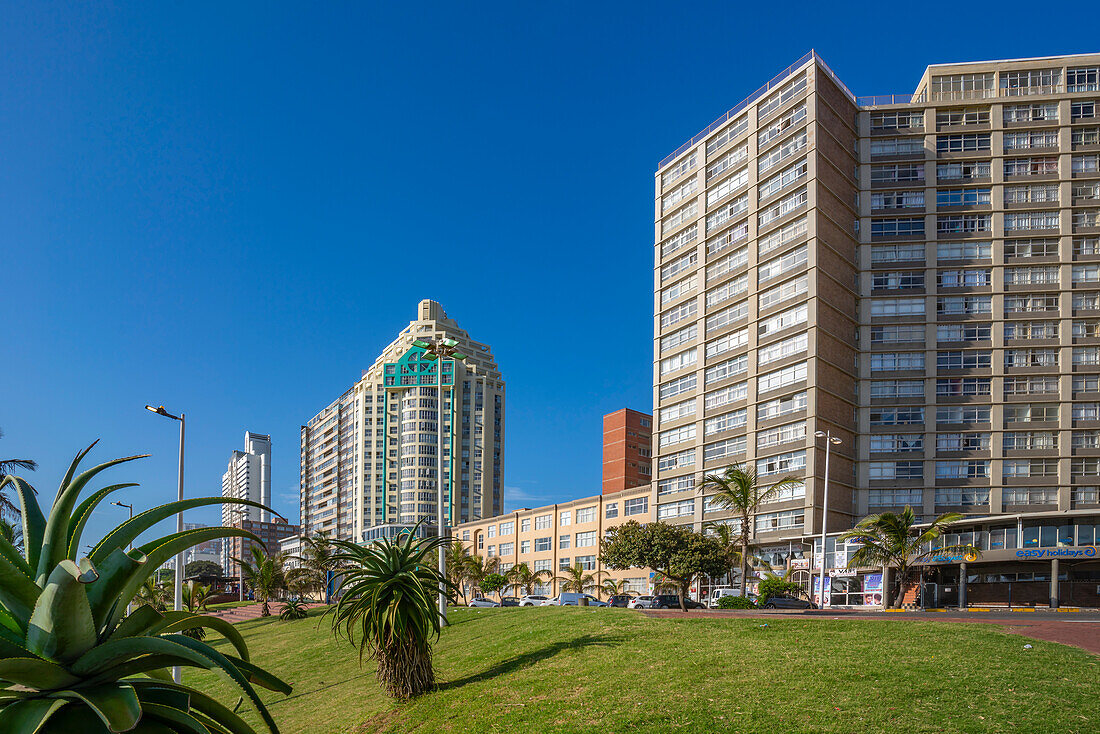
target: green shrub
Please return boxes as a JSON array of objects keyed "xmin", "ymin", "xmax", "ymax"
[
  {"xmin": 717, "ymin": 594, "xmax": 756, "ymax": 609},
  {"xmin": 757, "ymin": 577, "xmax": 806, "ymax": 603}
]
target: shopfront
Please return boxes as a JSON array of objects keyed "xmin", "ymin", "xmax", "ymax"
[{"xmin": 810, "ymin": 537, "xmax": 885, "ymax": 608}]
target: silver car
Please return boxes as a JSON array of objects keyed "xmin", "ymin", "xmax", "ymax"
[
  {"xmin": 628, "ymin": 595, "xmax": 655, "ymax": 609},
  {"xmin": 468, "ymin": 598, "xmax": 500, "ymax": 608},
  {"xmin": 519, "ymin": 595, "xmax": 549, "ymax": 607}
]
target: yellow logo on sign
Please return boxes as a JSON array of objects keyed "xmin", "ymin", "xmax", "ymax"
[{"xmin": 964, "ymin": 552, "xmax": 978, "ymax": 563}]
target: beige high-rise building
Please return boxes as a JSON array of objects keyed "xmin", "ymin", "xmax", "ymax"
[
  {"xmin": 300, "ymin": 300, "xmax": 505, "ymax": 543},
  {"xmin": 654, "ymin": 51, "xmax": 1100, "ymax": 606}
]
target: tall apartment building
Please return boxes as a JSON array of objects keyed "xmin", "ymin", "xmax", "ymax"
[
  {"xmin": 655, "ymin": 51, "xmax": 1100, "ymax": 607},
  {"xmin": 221, "ymin": 432, "xmax": 272, "ymax": 526},
  {"xmin": 300, "ymin": 300, "xmax": 505, "ymax": 543},
  {"xmin": 602, "ymin": 408, "xmax": 653, "ymax": 494}
]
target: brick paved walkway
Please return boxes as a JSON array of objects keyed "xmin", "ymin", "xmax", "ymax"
[{"xmin": 207, "ymin": 602, "xmax": 328, "ymax": 622}]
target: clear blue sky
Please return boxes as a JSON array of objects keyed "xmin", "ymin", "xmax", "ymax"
[{"xmin": 3, "ymin": 2, "xmax": 1097, "ymax": 543}]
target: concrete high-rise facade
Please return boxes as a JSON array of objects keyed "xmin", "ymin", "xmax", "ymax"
[
  {"xmin": 602, "ymin": 409, "xmax": 653, "ymax": 494},
  {"xmin": 221, "ymin": 432, "xmax": 272, "ymax": 526},
  {"xmin": 300, "ymin": 300, "xmax": 505, "ymax": 543},
  {"xmin": 655, "ymin": 51, "xmax": 1100, "ymax": 605}
]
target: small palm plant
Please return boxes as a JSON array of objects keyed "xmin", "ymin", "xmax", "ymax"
[
  {"xmin": 444, "ymin": 540, "xmax": 473, "ymax": 603},
  {"xmin": 235, "ymin": 545, "xmax": 285, "ymax": 617},
  {"xmin": 285, "ymin": 532, "xmax": 336, "ymax": 602},
  {"xmin": 0, "ymin": 442, "xmax": 290, "ymax": 732},
  {"xmin": 181, "ymin": 581, "xmax": 213, "ymax": 640},
  {"xmin": 279, "ymin": 599, "xmax": 309, "ymax": 621},
  {"xmin": 554, "ymin": 562, "xmax": 602, "ymax": 595},
  {"xmin": 135, "ymin": 578, "xmax": 171, "ymax": 611},
  {"xmin": 600, "ymin": 578, "xmax": 628, "ymax": 600},
  {"xmin": 841, "ymin": 506, "xmax": 981, "ymax": 608},
  {"xmin": 464, "ymin": 554, "xmax": 499, "ymax": 600},
  {"xmin": 699, "ymin": 465, "xmax": 803, "ymax": 597},
  {"xmin": 505, "ymin": 561, "xmax": 551, "ymax": 597},
  {"xmin": 325, "ymin": 529, "xmax": 453, "ymax": 698}
]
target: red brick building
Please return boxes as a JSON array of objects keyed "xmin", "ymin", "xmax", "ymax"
[
  {"xmin": 602, "ymin": 408, "xmax": 653, "ymax": 495},
  {"xmin": 223, "ymin": 516, "xmax": 300, "ymax": 578}
]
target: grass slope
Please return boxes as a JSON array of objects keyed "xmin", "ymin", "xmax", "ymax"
[{"xmin": 186, "ymin": 607, "xmax": 1099, "ymax": 733}]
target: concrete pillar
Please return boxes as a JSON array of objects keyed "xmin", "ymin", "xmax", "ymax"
[
  {"xmin": 882, "ymin": 566, "xmax": 891, "ymax": 608},
  {"xmin": 959, "ymin": 562, "xmax": 967, "ymax": 609},
  {"xmin": 1050, "ymin": 558, "xmax": 1059, "ymax": 609}
]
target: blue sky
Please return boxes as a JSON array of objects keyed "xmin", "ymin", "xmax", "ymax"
[{"xmin": 3, "ymin": 2, "xmax": 1097, "ymax": 542}]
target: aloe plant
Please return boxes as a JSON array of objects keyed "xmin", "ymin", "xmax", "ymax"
[{"xmin": 0, "ymin": 442, "xmax": 291, "ymax": 733}]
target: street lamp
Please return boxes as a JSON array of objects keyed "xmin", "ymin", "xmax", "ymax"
[
  {"xmin": 814, "ymin": 430, "xmax": 842, "ymax": 610},
  {"xmin": 412, "ymin": 337, "xmax": 467, "ymax": 627},
  {"xmin": 111, "ymin": 501, "xmax": 134, "ymax": 547},
  {"xmin": 145, "ymin": 404, "xmax": 185, "ymax": 684}
]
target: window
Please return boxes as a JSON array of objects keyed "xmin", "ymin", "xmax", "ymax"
[
  {"xmin": 521, "ymin": 518, "xmax": 531, "ymax": 533},
  {"xmin": 534, "ymin": 514, "xmax": 551, "ymax": 530},
  {"xmin": 1000, "ymin": 69, "xmax": 1060, "ymax": 95},
  {"xmin": 704, "ymin": 381, "xmax": 748, "ymax": 410},
  {"xmin": 1073, "ymin": 403, "xmax": 1100, "ymax": 421},
  {"xmin": 871, "ymin": 217, "xmax": 925, "ymax": 238},
  {"xmin": 869, "ymin": 489, "xmax": 923, "ymax": 507},
  {"xmin": 704, "ymin": 409, "xmax": 747, "ymax": 436},
  {"xmin": 758, "ymin": 188, "xmax": 807, "ymax": 227},
  {"xmin": 1005, "ymin": 238, "xmax": 1058, "ymax": 258},
  {"xmin": 703, "ymin": 436, "xmax": 746, "ymax": 462},
  {"xmin": 558, "ymin": 510, "xmax": 571, "ymax": 527},
  {"xmin": 661, "ymin": 323, "xmax": 698, "ymax": 354},
  {"xmin": 758, "ymin": 131, "xmax": 808, "ymax": 175},
  {"xmin": 937, "ymin": 241, "xmax": 991, "ymax": 260},
  {"xmin": 870, "ymin": 352, "xmax": 925, "ymax": 371},
  {"xmin": 487, "ymin": 525, "xmax": 497, "ymax": 539},
  {"xmin": 758, "ymin": 246, "xmax": 808, "ymax": 284},
  {"xmin": 1074, "ymin": 320, "xmax": 1100, "ymax": 338},
  {"xmin": 520, "ymin": 539, "xmax": 530, "ymax": 554},
  {"xmin": 931, "ymin": 73, "xmax": 994, "ymax": 100},
  {"xmin": 605, "ymin": 502, "xmax": 618, "ymax": 519},
  {"xmin": 706, "ymin": 247, "xmax": 748, "ymax": 282},
  {"xmin": 662, "ymin": 200, "xmax": 698, "ymax": 235},
  {"xmin": 1005, "ymin": 211, "xmax": 1060, "ymax": 231},
  {"xmin": 870, "ymin": 407, "xmax": 924, "ymax": 426},
  {"xmin": 659, "ymin": 373, "xmax": 696, "ymax": 400},
  {"xmin": 660, "ymin": 274, "xmax": 698, "ymax": 305},
  {"xmin": 1074, "ymin": 292, "xmax": 1100, "ymax": 310},
  {"xmin": 873, "ymin": 325, "xmax": 926, "ymax": 344},
  {"xmin": 575, "ymin": 531, "xmax": 597, "ymax": 547},
  {"xmin": 1074, "ymin": 374, "xmax": 1100, "ymax": 393},
  {"xmin": 706, "ymin": 301, "xmax": 749, "ymax": 333},
  {"xmin": 757, "ymin": 333, "xmax": 807, "ymax": 366},
  {"xmin": 1072, "ymin": 430, "xmax": 1100, "ymax": 449},
  {"xmin": 1005, "ymin": 157, "xmax": 1058, "ymax": 176},
  {"xmin": 500, "ymin": 521, "xmax": 514, "ymax": 535},
  {"xmin": 707, "ymin": 144, "xmax": 749, "ymax": 182},
  {"xmin": 1076, "ymin": 211, "xmax": 1100, "ymax": 230},
  {"xmin": 756, "ymin": 421, "xmax": 806, "ymax": 449},
  {"xmin": 706, "ymin": 116, "xmax": 749, "ymax": 156},
  {"xmin": 1004, "ymin": 349, "xmax": 1058, "ymax": 368},
  {"xmin": 937, "ymin": 351, "xmax": 992, "ymax": 369},
  {"xmin": 937, "ymin": 406, "xmax": 990, "ymax": 424},
  {"xmin": 624, "ymin": 497, "xmax": 648, "ymax": 516},
  {"xmin": 937, "ymin": 214, "xmax": 990, "ymax": 234},
  {"xmin": 1004, "ymin": 321, "xmax": 1058, "ymax": 340},
  {"xmin": 1073, "ymin": 127, "xmax": 1100, "ymax": 146},
  {"xmin": 534, "ymin": 537, "xmax": 551, "ymax": 552},
  {"xmin": 759, "ymin": 303, "xmax": 808, "ymax": 336},
  {"xmin": 935, "ymin": 488, "xmax": 989, "ymax": 506},
  {"xmin": 657, "ymin": 499, "xmax": 695, "ymax": 520},
  {"xmin": 870, "ymin": 380, "xmax": 924, "ymax": 399},
  {"xmin": 660, "ymin": 224, "xmax": 698, "ymax": 258},
  {"xmin": 575, "ymin": 555, "xmax": 597, "ymax": 571},
  {"xmin": 706, "ymin": 275, "xmax": 748, "ymax": 307},
  {"xmin": 706, "ymin": 194, "xmax": 749, "ymax": 234},
  {"xmin": 757, "ymin": 391, "xmax": 807, "ymax": 421},
  {"xmin": 938, "ymin": 269, "xmax": 991, "ymax": 287},
  {"xmin": 758, "ymin": 275, "xmax": 808, "ymax": 310},
  {"xmin": 869, "ymin": 434, "xmax": 923, "ymax": 453},
  {"xmin": 755, "ymin": 509, "xmax": 804, "ymax": 533},
  {"xmin": 936, "ymin": 432, "xmax": 990, "ymax": 451},
  {"xmin": 1004, "ymin": 404, "xmax": 1059, "ymax": 423},
  {"xmin": 1072, "ymin": 101, "xmax": 1098, "ymax": 121},
  {"xmin": 871, "ymin": 243, "xmax": 924, "ymax": 263},
  {"xmin": 936, "ymin": 377, "xmax": 991, "ymax": 397},
  {"xmin": 659, "ymin": 347, "xmax": 698, "ymax": 376},
  {"xmin": 660, "ymin": 399, "xmax": 696, "ymax": 423},
  {"xmin": 1004, "ymin": 184, "xmax": 1058, "ymax": 205},
  {"xmin": 937, "ymin": 160, "xmax": 991, "ymax": 181},
  {"xmin": 871, "ymin": 111, "xmax": 923, "ymax": 132},
  {"xmin": 757, "ymin": 450, "xmax": 806, "ymax": 477},
  {"xmin": 1003, "ymin": 488, "xmax": 1057, "ymax": 505},
  {"xmin": 938, "ymin": 295, "xmax": 992, "ymax": 315},
  {"xmin": 758, "ymin": 159, "xmax": 808, "ymax": 200},
  {"xmin": 499, "ymin": 542, "xmax": 514, "ymax": 556},
  {"xmin": 758, "ymin": 362, "xmax": 807, "ymax": 393},
  {"xmin": 658, "ymin": 424, "xmax": 696, "ymax": 448},
  {"xmin": 1005, "ymin": 293, "xmax": 1058, "ymax": 313},
  {"xmin": 871, "ymin": 191, "xmax": 925, "ymax": 210},
  {"xmin": 1004, "ymin": 103, "xmax": 1057, "ymax": 123},
  {"xmin": 871, "ymin": 163, "xmax": 925, "ymax": 184},
  {"xmin": 705, "ymin": 355, "xmax": 748, "ymax": 385},
  {"xmin": 936, "ymin": 460, "xmax": 989, "ymax": 479},
  {"xmin": 937, "ymin": 134, "xmax": 990, "ymax": 153},
  {"xmin": 663, "ymin": 177, "xmax": 699, "ymax": 213},
  {"xmin": 662, "ymin": 152, "xmax": 698, "ymax": 187},
  {"xmin": 869, "ymin": 461, "xmax": 923, "ymax": 480},
  {"xmin": 936, "ymin": 108, "xmax": 990, "ymax": 127},
  {"xmin": 758, "ymin": 216, "xmax": 807, "ymax": 255},
  {"xmin": 870, "ymin": 137, "xmax": 925, "ymax": 156},
  {"xmin": 657, "ymin": 476, "xmax": 695, "ymax": 495},
  {"xmin": 937, "ymin": 323, "xmax": 991, "ymax": 342},
  {"xmin": 559, "ymin": 534, "xmax": 570, "ymax": 549},
  {"xmin": 757, "ymin": 73, "xmax": 807, "ymax": 121},
  {"xmin": 1003, "ymin": 130, "xmax": 1059, "ymax": 150},
  {"xmin": 1004, "ymin": 459, "xmax": 1057, "ymax": 478},
  {"xmin": 660, "ymin": 300, "xmax": 697, "ymax": 329},
  {"xmin": 1004, "ymin": 376, "xmax": 1058, "ymax": 395},
  {"xmin": 1068, "ymin": 66, "xmax": 1100, "ymax": 93},
  {"xmin": 1075, "ymin": 347, "xmax": 1100, "ymax": 366},
  {"xmin": 576, "ymin": 506, "xmax": 596, "ymax": 524},
  {"xmin": 1004, "ymin": 431, "xmax": 1057, "ymax": 450},
  {"xmin": 937, "ymin": 188, "xmax": 991, "ymax": 206}
]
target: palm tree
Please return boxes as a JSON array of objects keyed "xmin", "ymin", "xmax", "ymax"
[
  {"xmin": 134, "ymin": 578, "xmax": 171, "ymax": 612},
  {"xmin": 600, "ymin": 578, "xmax": 628, "ymax": 600},
  {"xmin": 465, "ymin": 554, "xmax": 499, "ymax": 599},
  {"xmin": 325, "ymin": 530, "xmax": 453, "ymax": 698},
  {"xmin": 840, "ymin": 506, "xmax": 980, "ymax": 608},
  {"xmin": 0, "ymin": 427, "xmax": 36, "ymax": 518},
  {"xmin": 699, "ymin": 464, "xmax": 803, "ymax": 597},
  {"xmin": 182, "ymin": 579, "xmax": 212, "ymax": 613},
  {"xmin": 286, "ymin": 532, "xmax": 337, "ymax": 602},
  {"xmin": 0, "ymin": 516, "xmax": 22, "ymax": 553},
  {"xmin": 444, "ymin": 540, "xmax": 474, "ymax": 604},
  {"xmin": 505, "ymin": 562, "xmax": 551, "ymax": 597},
  {"xmin": 554, "ymin": 562, "xmax": 602, "ymax": 595},
  {"xmin": 235, "ymin": 545, "xmax": 286, "ymax": 616}
]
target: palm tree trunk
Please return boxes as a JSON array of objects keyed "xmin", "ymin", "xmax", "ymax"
[{"xmin": 740, "ymin": 538, "xmax": 749, "ymax": 597}]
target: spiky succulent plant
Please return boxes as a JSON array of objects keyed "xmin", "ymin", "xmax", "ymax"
[{"xmin": 0, "ymin": 442, "xmax": 291, "ymax": 733}]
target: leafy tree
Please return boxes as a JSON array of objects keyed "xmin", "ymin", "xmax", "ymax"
[
  {"xmin": 602, "ymin": 520, "xmax": 728, "ymax": 611},
  {"xmin": 699, "ymin": 465, "xmax": 803, "ymax": 597},
  {"xmin": 505, "ymin": 561, "xmax": 551, "ymax": 597},
  {"xmin": 325, "ymin": 529, "xmax": 454, "ymax": 698},
  {"xmin": 480, "ymin": 572, "xmax": 507, "ymax": 601},
  {"xmin": 444, "ymin": 540, "xmax": 474, "ymax": 604},
  {"xmin": 465, "ymin": 554, "xmax": 499, "ymax": 599},
  {"xmin": 185, "ymin": 560, "xmax": 223, "ymax": 578},
  {"xmin": 235, "ymin": 545, "xmax": 286, "ymax": 617},
  {"xmin": 554, "ymin": 562, "xmax": 602, "ymax": 595},
  {"xmin": 840, "ymin": 506, "xmax": 980, "ymax": 608},
  {"xmin": 286, "ymin": 532, "xmax": 337, "ymax": 602},
  {"xmin": 756, "ymin": 575, "xmax": 806, "ymax": 604},
  {"xmin": 0, "ymin": 441, "xmax": 289, "ymax": 732},
  {"xmin": 717, "ymin": 595, "xmax": 756, "ymax": 609}
]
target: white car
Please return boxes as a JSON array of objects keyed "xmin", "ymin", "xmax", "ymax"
[
  {"xmin": 627, "ymin": 595, "xmax": 655, "ymax": 609},
  {"xmin": 519, "ymin": 595, "xmax": 549, "ymax": 607}
]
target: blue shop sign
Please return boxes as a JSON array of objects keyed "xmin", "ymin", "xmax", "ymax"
[{"xmin": 1016, "ymin": 547, "xmax": 1097, "ymax": 559}]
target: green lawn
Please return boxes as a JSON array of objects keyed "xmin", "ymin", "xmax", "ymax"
[{"xmin": 186, "ymin": 607, "xmax": 1099, "ymax": 733}]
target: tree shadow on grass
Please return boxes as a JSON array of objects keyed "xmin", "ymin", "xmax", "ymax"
[{"xmin": 438, "ymin": 634, "xmax": 623, "ymax": 690}]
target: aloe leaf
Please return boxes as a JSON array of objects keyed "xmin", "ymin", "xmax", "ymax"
[
  {"xmin": 0, "ymin": 657, "xmax": 81, "ymax": 689},
  {"xmin": 0, "ymin": 476, "xmax": 45, "ymax": 571},
  {"xmin": 131, "ymin": 680, "xmax": 259, "ymax": 734},
  {"xmin": 71, "ymin": 635, "xmax": 216, "ymax": 677},
  {"xmin": 150, "ymin": 612, "xmax": 250, "ymax": 662},
  {"xmin": 86, "ymin": 547, "xmax": 147, "ymax": 630},
  {"xmin": 36, "ymin": 453, "xmax": 147, "ymax": 584},
  {"xmin": 54, "ymin": 682, "xmax": 141, "ymax": 733},
  {"xmin": 0, "ymin": 697, "xmax": 69, "ymax": 733},
  {"xmin": 136, "ymin": 702, "xmax": 211, "ymax": 734},
  {"xmin": 91, "ymin": 498, "xmax": 274, "ymax": 564},
  {"xmin": 110, "ymin": 604, "xmax": 165, "ymax": 641},
  {"xmin": 66, "ymin": 483, "xmax": 139, "ymax": 560},
  {"xmin": 222, "ymin": 655, "xmax": 291, "ymax": 694},
  {"xmin": 129, "ymin": 719, "xmax": 176, "ymax": 734},
  {"xmin": 0, "ymin": 554, "xmax": 43, "ymax": 632},
  {"xmin": 84, "ymin": 654, "xmax": 200, "ymax": 687},
  {"xmin": 26, "ymin": 559, "xmax": 98, "ymax": 664}
]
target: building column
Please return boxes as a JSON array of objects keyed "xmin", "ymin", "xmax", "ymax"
[
  {"xmin": 1050, "ymin": 558, "xmax": 1059, "ymax": 609},
  {"xmin": 958, "ymin": 562, "xmax": 967, "ymax": 609},
  {"xmin": 881, "ymin": 565, "xmax": 890, "ymax": 608}
]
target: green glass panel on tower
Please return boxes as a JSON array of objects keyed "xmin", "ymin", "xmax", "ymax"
[{"xmin": 383, "ymin": 346, "xmax": 457, "ymax": 387}]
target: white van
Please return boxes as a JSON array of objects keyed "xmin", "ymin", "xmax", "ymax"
[{"xmin": 708, "ymin": 588, "xmax": 743, "ymax": 608}]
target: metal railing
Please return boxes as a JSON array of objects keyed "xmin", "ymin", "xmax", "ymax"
[
  {"xmin": 856, "ymin": 93, "xmax": 927, "ymax": 107},
  {"xmin": 658, "ymin": 50, "xmax": 820, "ymax": 171}
]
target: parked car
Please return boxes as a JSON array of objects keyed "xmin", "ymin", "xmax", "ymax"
[
  {"xmin": 541, "ymin": 593, "xmax": 608, "ymax": 607},
  {"xmin": 759, "ymin": 593, "xmax": 816, "ymax": 610},
  {"xmin": 607, "ymin": 594, "xmax": 634, "ymax": 608},
  {"xmin": 642, "ymin": 595, "xmax": 706, "ymax": 610},
  {"xmin": 707, "ymin": 588, "xmax": 743, "ymax": 608},
  {"xmin": 468, "ymin": 597, "xmax": 500, "ymax": 608},
  {"xmin": 500, "ymin": 596, "xmax": 521, "ymax": 607},
  {"xmin": 628, "ymin": 595, "xmax": 654, "ymax": 609},
  {"xmin": 519, "ymin": 595, "xmax": 549, "ymax": 607}
]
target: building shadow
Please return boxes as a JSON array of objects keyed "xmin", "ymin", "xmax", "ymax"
[{"xmin": 438, "ymin": 634, "xmax": 622, "ymax": 690}]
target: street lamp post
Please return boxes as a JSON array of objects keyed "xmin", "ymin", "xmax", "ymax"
[
  {"xmin": 229, "ymin": 510, "xmax": 247, "ymax": 602},
  {"xmin": 413, "ymin": 337, "xmax": 467, "ymax": 627},
  {"xmin": 814, "ymin": 430, "xmax": 842, "ymax": 610},
  {"xmin": 145, "ymin": 404, "xmax": 185, "ymax": 684}
]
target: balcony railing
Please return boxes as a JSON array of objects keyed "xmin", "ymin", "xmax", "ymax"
[{"xmin": 857, "ymin": 93, "xmax": 927, "ymax": 107}]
